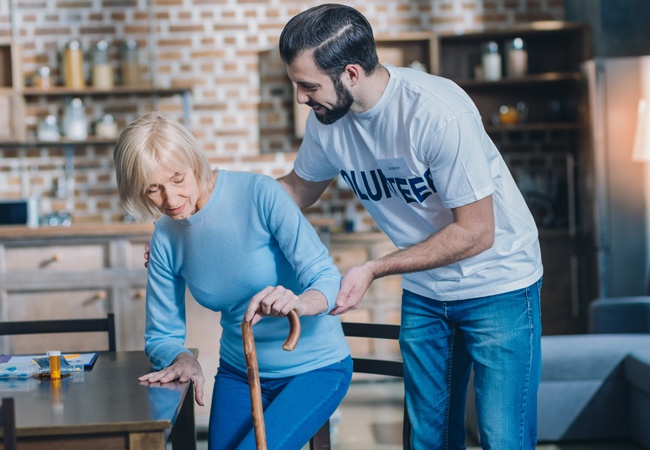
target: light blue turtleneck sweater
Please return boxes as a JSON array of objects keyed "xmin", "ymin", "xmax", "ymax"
[{"xmin": 144, "ymin": 170, "xmax": 350, "ymax": 377}]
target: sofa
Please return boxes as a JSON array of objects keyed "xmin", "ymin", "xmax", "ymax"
[{"xmin": 465, "ymin": 297, "xmax": 650, "ymax": 449}]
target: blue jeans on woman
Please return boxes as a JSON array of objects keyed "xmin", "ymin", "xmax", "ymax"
[
  {"xmin": 400, "ymin": 278, "xmax": 542, "ymax": 449},
  {"xmin": 209, "ymin": 356, "xmax": 352, "ymax": 450}
]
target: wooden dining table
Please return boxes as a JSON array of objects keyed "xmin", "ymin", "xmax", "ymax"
[{"xmin": 0, "ymin": 351, "xmax": 197, "ymax": 450}]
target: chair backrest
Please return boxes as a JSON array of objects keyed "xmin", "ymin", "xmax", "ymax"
[
  {"xmin": 309, "ymin": 321, "xmax": 411, "ymax": 450},
  {"xmin": 1, "ymin": 397, "xmax": 18, "ymax": 450},
  {"xmin": 0, "ymin": 313, "xmax": 116, "ymax": 352}
]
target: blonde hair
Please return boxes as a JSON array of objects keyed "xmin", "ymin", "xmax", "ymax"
[{"xmin": 113, "ymin": 112, "xmax": 213, "ymax": 222}]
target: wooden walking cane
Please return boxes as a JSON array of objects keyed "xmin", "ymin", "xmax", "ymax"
[{"xmin": 241, "ymin": 309, "xmax": 301, "ymax": 450}]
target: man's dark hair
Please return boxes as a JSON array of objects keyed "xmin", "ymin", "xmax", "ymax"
[{"xmin": 279, "ymin": 4, "xmax": 380, "ymax": 81}]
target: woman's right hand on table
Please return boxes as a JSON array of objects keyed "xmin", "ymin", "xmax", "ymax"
[{"xmin": 138, "ymin": 351, "xmax": 205, "ymax": 406}]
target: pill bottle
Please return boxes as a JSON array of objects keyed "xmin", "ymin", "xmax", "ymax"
[
  {"xmin": 92, "ymin": 40, "xmax": 114, "ymax": 88},
  {"xmin": 48, "ymin": 350, "xmax": 61, "ymax": 379},
  {"xmin": 63, "ymin": 40, "xmax": 85, "ymax": 89}
]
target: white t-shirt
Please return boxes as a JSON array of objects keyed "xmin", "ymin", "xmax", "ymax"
[{"xmin": 294, "ymin": 65, "xmax": 543, "ymax": 300}]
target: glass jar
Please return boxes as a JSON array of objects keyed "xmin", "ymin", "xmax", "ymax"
[
  {"xmin": 37, "ymin": 115, "xmax": 61, "ymax": 141},
  {"xmin": 62, "ymin": 97, "xmax": 88, "ymax": 140},
  {"xmin": 63, "ymin": 40, "xmax": 85, "ymax": 88},
  {"xmin": 481, "ymin": 41, "xmax": 502, "ymax": 81},
  {"xmin": 95, "ymin": 113, "xmax": 118, "ymax": 139},
  {"xmin": 506, "ymin": 37, "xmax": 528, "ymax": 78},
  {"xmin": 92, "ymin": 40, "xmax": 114, "ymax": 88},
  {"xmin": 34, "ymin": 66, "xmax": 52, "ymax": 89},
  {"xmin": 120, "ymin": 39, "xmax": 140, "ymax": 87}
]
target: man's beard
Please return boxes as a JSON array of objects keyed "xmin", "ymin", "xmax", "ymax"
[{"xmin": 308, "ymin": 78, "xmax": 354, "ymax": 125}]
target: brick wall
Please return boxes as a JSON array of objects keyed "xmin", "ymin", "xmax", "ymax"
[{"xmin": 0, "ymin": 0, "xmax": 564, "ymax": 225}]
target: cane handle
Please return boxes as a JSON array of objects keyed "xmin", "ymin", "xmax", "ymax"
[{"xmin": 282, "ymin": 309, "xmax": 300, "ymax": 351}]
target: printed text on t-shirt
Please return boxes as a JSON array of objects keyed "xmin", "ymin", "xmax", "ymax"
[{"xmin": 339, "ymin": 168, "xmax": 437, "ymax": 204}]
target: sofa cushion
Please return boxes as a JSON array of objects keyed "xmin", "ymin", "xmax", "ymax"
[
  {"xmin": 542, "ymin": 334, "xmax": 650, "ymax": 381},
  {"xmin": 538, "ymin": 380, "xmax": 630, "ymax": 441},
  {"xmin": 625, "ymin": 349, "xmax": 650, "ymax": 395},
  {"xmin": 590, "ymin": 296, "xmax": 650, "ymax": 333}
]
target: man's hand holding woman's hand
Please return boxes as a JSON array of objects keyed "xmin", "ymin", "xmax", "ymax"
[{"xmin": 138, "ymin": 352, "xmax": 205, "ymax": 406}]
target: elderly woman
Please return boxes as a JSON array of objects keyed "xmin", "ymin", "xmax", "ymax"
[{"xmin": 113, "ymin": 112, "xmax": 352, "ymax": 450}]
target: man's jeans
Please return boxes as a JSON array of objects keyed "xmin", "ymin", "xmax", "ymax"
[{"xmin": 400, "ymin": 278, "xmax": 542, "ymax": 449}]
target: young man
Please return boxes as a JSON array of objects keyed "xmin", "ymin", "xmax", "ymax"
[{"xmin": 277, "ymin": 4, "xmax": 543, "ymax": 449}]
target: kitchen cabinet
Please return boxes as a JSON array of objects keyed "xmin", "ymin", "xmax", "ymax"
[
  {"xmin": 435, "ymin": 22, "xmax": 590, "ymax": 334},
  {"xmin": 0, "ymin": 224, "xmax": 153, "ymax": 354}
]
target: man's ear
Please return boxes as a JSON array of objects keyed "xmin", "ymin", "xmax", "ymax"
[{"xmin": 341, "ymin": 64, "xmax": 362, "ymax": 86}]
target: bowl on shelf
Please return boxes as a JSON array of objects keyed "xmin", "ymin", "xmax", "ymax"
[{"xmin": 491, "ymin": 101, "xmax": 528, "ymax": 126}]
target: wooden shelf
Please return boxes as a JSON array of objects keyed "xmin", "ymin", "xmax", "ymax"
[
  {"xmin": 455, "ymin": 72, "xmax": 583, "ymax": 88},
  {"xmin": 436, "ymin": 22, "xmax": 589, "ymax": 81},
  {"xmin": 21, "ymin": 85, "xmax": 192, "ymax": 97},
  {"xmin": 485, "ymin": 122, "xmax": 581, "ymax": 133},
  {"xmin": 375, "ymin": 31, "xmax": 435, "ymax": 71},
  {"xmin": 0, "ymin": 84, "xmax": 194, "ymax": 147},
  {"xmin": 437, "ymin": 21, "xmax": 587, "ymax": 42},
  {"xmin": 0, "ymin": 137, "xmax": 117, "ymax": 147}
]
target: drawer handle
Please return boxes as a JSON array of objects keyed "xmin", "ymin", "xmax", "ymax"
[
  {"xmin": 39, "ymin": 253, "xmax": 62, "ymax": 268},
  {"xmin": 82, "ymin": 291, "xmax": 107, "ymax": 306},
  {"xmin": 135, "ymin": 289, "xmax": 145, "ymax": 300}
]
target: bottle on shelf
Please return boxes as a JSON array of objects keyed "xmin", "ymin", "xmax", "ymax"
[
  {"xmin": 63, "ymin": 40, "xmax": 85, "ymax": 89},
  {"xmin": 37, "ymin": 114, "xmax": 61, "ymax": 141},
  {"xmin": 481, "ymin": 41, "xmax": 502, "ymax": 81},
  {"xmin": 33, "ymin": 66, "xmax": 52, "ymax": 89},
  {"xmin": 95, "ymin": 113, "xmax": 118, "ymax": 139},
  {"xmin": 62, "ymin": 98, "xmax": 88, "ymax": 140},
  {"xmin": 121, "ymin": 39, "xmax": 141, "ymax": 87},
  {"xmin": 506, "ymin": 37, "xmax": 528, "ymax": 78},
  {"xmin": 92, "ymin": 40, "xmax": 114, "ymax": 89}
]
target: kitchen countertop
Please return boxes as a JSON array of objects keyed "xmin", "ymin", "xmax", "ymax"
[
  {"xmin": 0, "ymin": 222, "xmax": 155, "ymax": 240},
  {"xmin": 0, "ymin": 217, "xmax": 340, "ymax": 241}
]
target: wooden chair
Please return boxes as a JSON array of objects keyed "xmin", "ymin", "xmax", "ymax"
[
  {"xmin": 309, "ymin": 322, "xmax": 411, "ymax": 450},
  {"xmin": 1, "ymin": 397, "xmax": 18, "ymax": 450},
  {"xmin": 0, "ymin": 313, "xmax": 117, "ymax": 352}
]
